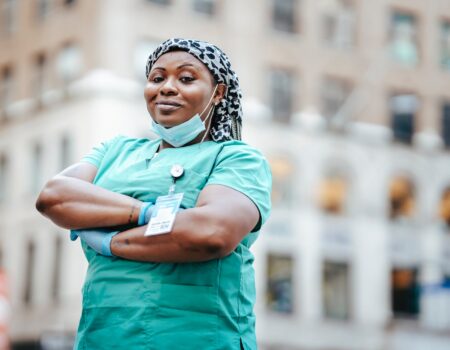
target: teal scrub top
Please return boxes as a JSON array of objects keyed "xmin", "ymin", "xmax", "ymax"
[{"xmin": 73, "ymin": 136, "xmax": 272, "ymax": 350}]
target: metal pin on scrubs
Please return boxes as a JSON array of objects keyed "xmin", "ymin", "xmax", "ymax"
[{"xmin": 168, "ymin": 164, "xmax": 184, "ymax": 195}]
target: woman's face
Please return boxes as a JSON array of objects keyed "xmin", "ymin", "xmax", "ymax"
[{"xmin": 144, "ymin": 51, "xmax": 221, "ymax": 128}]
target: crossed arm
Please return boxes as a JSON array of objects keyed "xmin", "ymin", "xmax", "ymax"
[{"xmin": 36, "ymin": 162, "xmax": 259, "ymax": 262}]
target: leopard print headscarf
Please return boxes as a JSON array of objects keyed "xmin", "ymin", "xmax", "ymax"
[{"xmin": 145, "ymin": 38, "xmax": 242, "ymax": 141}]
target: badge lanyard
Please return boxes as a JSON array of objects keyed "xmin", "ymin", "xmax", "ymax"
[{"xmin": 145, "ymin": 164, "xmax": 185, "ymax": 236}]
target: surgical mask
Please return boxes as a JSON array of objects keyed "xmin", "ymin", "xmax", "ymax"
[{"xmin": 151, "ymin": 85, "xmax": 218, "ymax": 147}]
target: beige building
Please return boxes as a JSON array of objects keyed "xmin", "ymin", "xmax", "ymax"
[{"xmin": 1, "ymin": 0, "xmax": 450, "ymax": 349}]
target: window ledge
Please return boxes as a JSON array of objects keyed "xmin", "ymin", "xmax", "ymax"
[{"xmin": 413, "ymin": 131, "xmax": 443, "ymax": 152}]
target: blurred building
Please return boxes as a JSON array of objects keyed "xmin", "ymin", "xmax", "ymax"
[{"xmin": 1, "ymin": 0, "xmax": 450, "ymax": 349}]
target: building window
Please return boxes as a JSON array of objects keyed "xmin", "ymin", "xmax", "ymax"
[
  {"xmin": 23, "ymin": 241, "xmax": 36, "ymax": 305},
  {"xmin": 389, "ymin": 176, "xmax": 415, "ymax": 220},
  {"xmin": 134, "ymin": 39, "xmax": 160, "ymax": 81},
  {"xmin": 318, "ymin": 173, "xmax": 348, "ymax": 215},
  {"xmin": 31, "ymin": 142, "xmax": 43, "ymax": 194},
  {"xmin": 51, "ymin": 235, "xmax": 62, "ymax": 302},
  {"xmin": 192, "ymin": 0, "xmax": 215, "ymax": 15},
  {"xmin": 391, "ymin": 268, "xmax": 420, "ymax": 318},
  {"xmin": 266, "ymin": 253, "xmax": 294, "ymax": 314},
  {"xmin": 0, "ymin": 154, "xmax": 7, "ymax": 203},
  {"xmin": 269, "ymin": 68, "xmax": 295, "ymax": 123},
  {"xmin": 439, "ymin": 187, "xmax": 450, "ymax": 229},
  {"xmin": 34, "ymin": 53, "xmax": 48, "ymax": 102},
  {"xmin": 56, "ymin": 44, "xmax": 83, "ymax": 84},
  {"xmin": 323, "ymin": 261, "xmax": 350, "ymax": 320},
  {"xmin": 389, "ymin": 12, "xmax": 419, "ymax": 66},
  {"xmin": 37, "ymin": 0, "xmax": 51, "ymax": 20},
  {"xmin": 146, "ymin": 0, "xmax": 170, "ymax": 5},
  {"xmin": 0, "ymin": 66, "xmax": 13, "ymax": 111},
  {"xmin": 443, "ymin": 275, "xmax": 450, "ymax": 288},
  {"xmin": 390, "ymin": 94, "xmax": 418, "ymax": 144},
  {"xmin": 443, "ymin": 103, "xmax": 450, "ymax": 148},
  {"xmin": 322, "ymin": 0, "xmax": 355, "ymax": 49},
  {"xmin": 59, "ymin": 134, "xmax": 71, "ymax": 170},
  {"xmin": 269, "ymin": 156, "xmax": 295, "ymax": 207},
  {"xmin": 441, "ymin": 21, "xmax": 450, "ymax": 70},
  {"xmin": 272, "ymin": 0, "xmax": 298, "ymax": 33},
  {"xmin": 320, "ymin": 77, "xmax": 352, "ymax": 121},
  {"xmin": 2, "ymin": 0, "xmax": 17, "ymax": 34}
]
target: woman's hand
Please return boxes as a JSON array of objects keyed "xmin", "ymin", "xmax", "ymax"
[
  {"xmin": 35, "ymin": 162, "xmax": 143, "ymax": 230},
  {"xmin": 73, "ymin": 228, "xmax": 119, "ymax": 256}
]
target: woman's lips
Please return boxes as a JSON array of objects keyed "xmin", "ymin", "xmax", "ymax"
[{"xmin": 155, "ymin": 102, "xmax": 182, "ymax": 113}]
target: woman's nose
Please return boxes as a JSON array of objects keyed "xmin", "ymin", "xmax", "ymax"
[{"xmin": 160, "ymin": 77, "xmax": 178, "ymax": 95}]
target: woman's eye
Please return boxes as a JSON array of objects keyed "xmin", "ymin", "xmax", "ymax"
[
  {"xmin": 180, "ymin": 76, "xmax": 195, "ymax": 83},
  {"xmin": 150, "ymin": 76, "xmax": 164, "ymax": 83}
]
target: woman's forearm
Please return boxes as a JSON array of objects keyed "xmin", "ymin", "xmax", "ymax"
[
  {"xmin": 110, "ymin": 185, "xmax": 259, "ymax": 263},
  {"xmin": 110, "ymin": 209, "xmax": 230, "ymax": 262},
  {"xmin": 36, "ymin": 175, "xmax": 142, "ymax": 230}
]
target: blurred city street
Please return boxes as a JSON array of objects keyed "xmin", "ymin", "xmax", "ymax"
[{"xmin": 1, "ymin": 0, "xmax": 450, "ymax": 349}]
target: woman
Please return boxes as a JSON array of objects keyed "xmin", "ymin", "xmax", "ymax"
[{"xmin": 36, "ymin": 38, "xmax": 271, "ymax": 350}]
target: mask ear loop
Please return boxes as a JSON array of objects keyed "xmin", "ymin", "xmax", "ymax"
[
  {"xmin": 199, "ymin": 84, "xmax": 220, "ymax": 143},
  {"xmin": 198, "ymin": 85, "xmax": 219, "ymax": 118},
  {"xmin": 200, "ymin": 104, "xmax": 216, "ymax": 143}
]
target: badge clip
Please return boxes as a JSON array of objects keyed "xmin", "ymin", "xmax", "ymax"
[{"xmin": 168, "ymin": 164, "xmax": 184, "ymax": 195}]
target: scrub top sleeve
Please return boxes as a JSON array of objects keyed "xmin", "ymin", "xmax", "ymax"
[
  {"xmin": 206, "ymin": 143, "xmax": 272, "ymax": 232},
  {"xmin": 80, "ymin": 135, "xmax": 125, "ymax": 168}
]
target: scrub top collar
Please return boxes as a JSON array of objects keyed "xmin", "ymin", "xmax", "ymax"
[{"xmin": 139, "ymin": 139, "xmax": 161, "ymax": 163}]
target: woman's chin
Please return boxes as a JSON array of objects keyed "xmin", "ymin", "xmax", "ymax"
[
  {"xmin": 158, "ymin": 118, "xmax": 177, "ymax": 128},
  {"xmin": 154, "ymin": 114, "xmax": 190, "ymax": 128}
]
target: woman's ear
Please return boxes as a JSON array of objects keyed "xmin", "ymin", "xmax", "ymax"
[{"xmin": 214, "ymin": 84, "xmax": 227, "ymax": 105}]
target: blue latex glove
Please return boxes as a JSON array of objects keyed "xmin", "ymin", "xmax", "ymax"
[
  {"xmin": 138, "ymin": 202, "xmax": 154, "ymax": 226},
  {"xmin": 72, "ymin": 228, "xmax": 119, "ymax": 257}
]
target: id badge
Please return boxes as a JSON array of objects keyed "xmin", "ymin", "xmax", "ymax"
[{"xmin": 144, "ymin": 193, "xmax": 184, "ymax": 236}]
